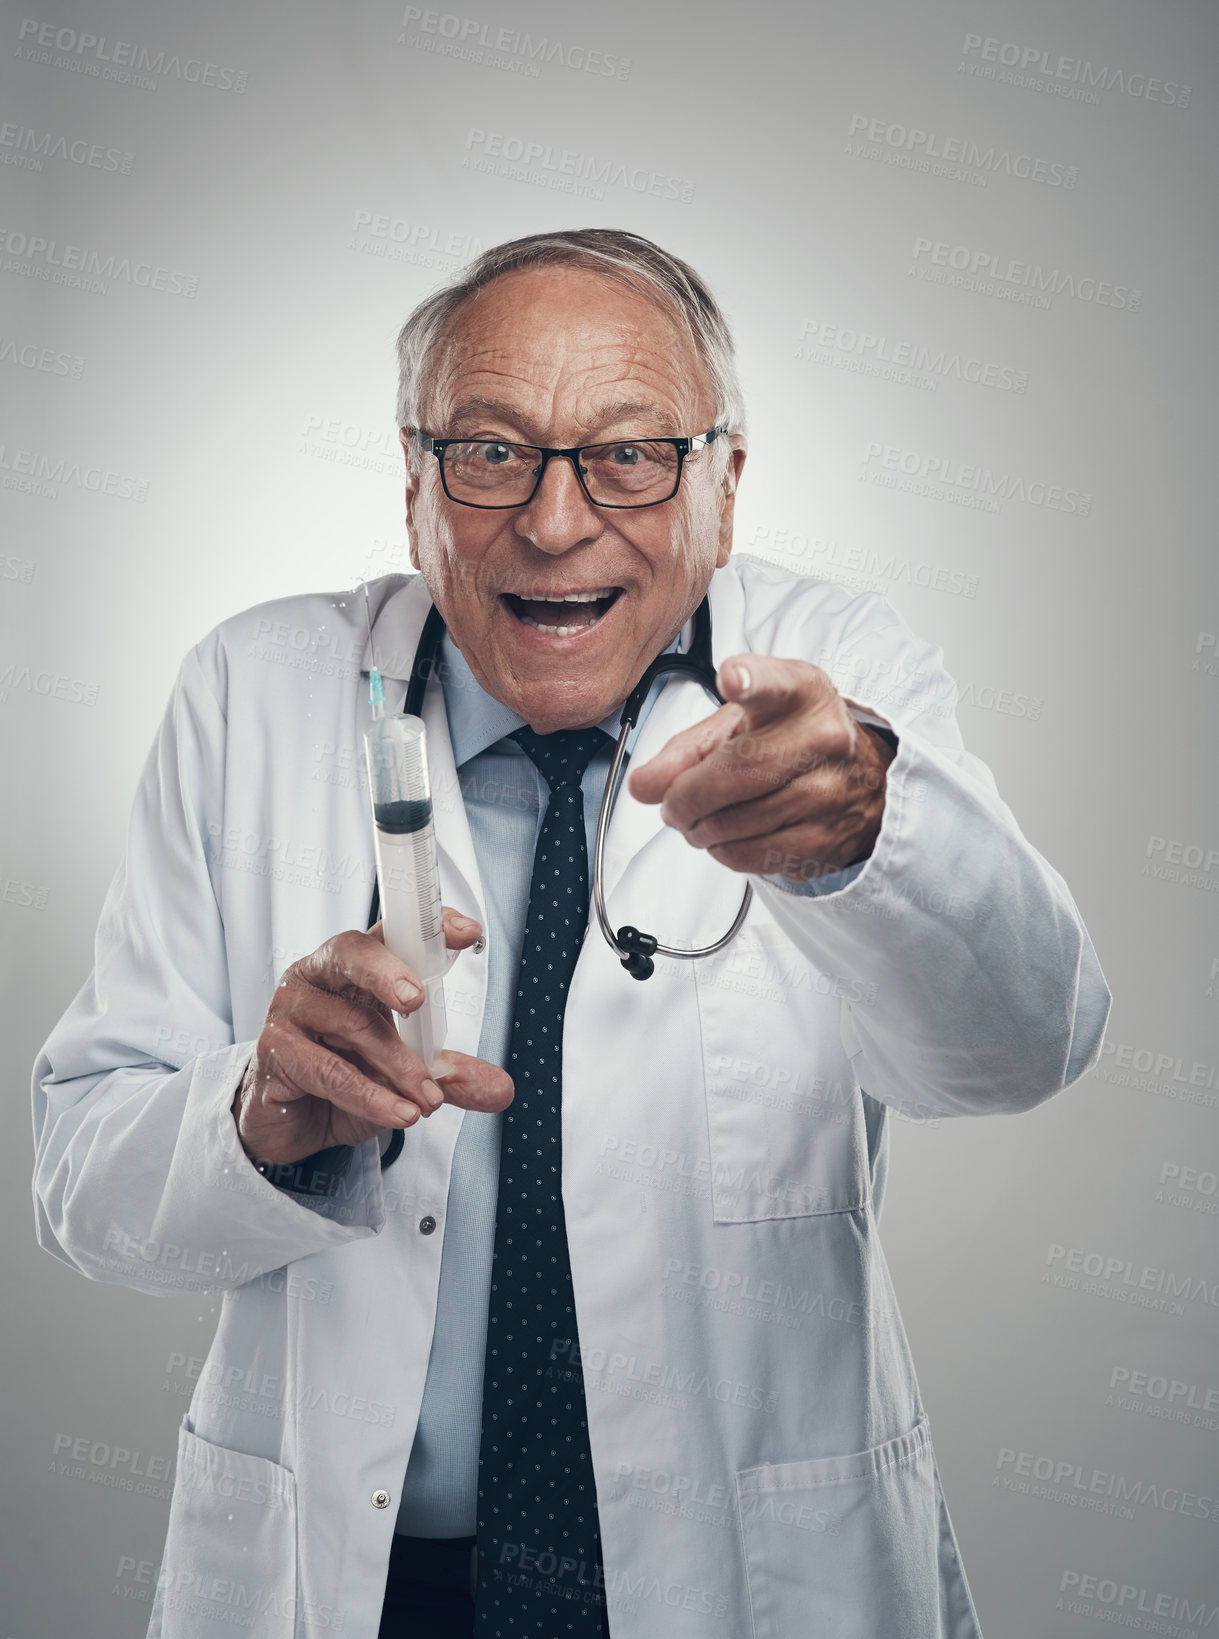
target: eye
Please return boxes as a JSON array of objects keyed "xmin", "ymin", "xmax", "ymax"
[
  {"xmin": 479, "ymin": 442, "xmax": 513, "ymax": 466},
  {"xmin": 609, "ymin": 444, "xmax": 642, "ymax": 466}
]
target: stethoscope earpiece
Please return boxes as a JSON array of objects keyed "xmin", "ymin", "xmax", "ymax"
[{"xmin": 616, "ymin": 926, "xmax": 658, "ymax": 981}]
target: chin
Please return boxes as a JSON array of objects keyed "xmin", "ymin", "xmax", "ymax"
[{"xmin": 520, "ymin": 694, "xmax": 612, "ymax": 733}]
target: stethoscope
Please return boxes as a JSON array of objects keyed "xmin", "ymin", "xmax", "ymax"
[{"xmin": 380, "ymin": 594, "xmax": 752, "ymax": 982}]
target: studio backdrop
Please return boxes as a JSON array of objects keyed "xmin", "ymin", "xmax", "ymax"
[{"xmin": 3, "ymin": 0, "xmax": 1216, "ymax": 1634}]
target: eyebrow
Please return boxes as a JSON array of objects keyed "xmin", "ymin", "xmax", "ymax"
[{"xmin": 444, "ymin": 397, "xmax": 682, "ymax": 441}]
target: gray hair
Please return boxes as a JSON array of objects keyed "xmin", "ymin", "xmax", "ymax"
[{"xmin": 394, "ymin": 228, "xmax": 746, "ymax": 450}]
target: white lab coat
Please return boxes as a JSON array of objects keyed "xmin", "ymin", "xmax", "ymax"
[{"xmin": 33, "ymin": 556, "xmax": 1110, "ymax": 1639}]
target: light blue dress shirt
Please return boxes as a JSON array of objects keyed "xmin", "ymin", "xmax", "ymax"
[{"xmin": 394, "ymin": 622, "xmax": 863, "ymax": 1537}]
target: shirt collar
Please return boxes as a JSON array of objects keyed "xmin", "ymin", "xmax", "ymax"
[{"xmin": 440, "ymin": 621, "xmax": 687, "ymax": 768}]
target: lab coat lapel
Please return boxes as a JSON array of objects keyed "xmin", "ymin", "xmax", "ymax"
[
  {"xmin": 597, "ymin": 566, "xmax": 747, "ymax": 904},
  {"xmin": 598, "ymin": 661, "xmax": 728, "ymax": 903}
]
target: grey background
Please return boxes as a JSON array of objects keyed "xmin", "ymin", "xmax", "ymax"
[{"xmin": 3, "ymin": 0, "xmax": 1217, "ymax": 1633}]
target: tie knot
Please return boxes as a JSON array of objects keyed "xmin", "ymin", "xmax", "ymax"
[{"xmin": 511, "ymin": 725, "xmax": 610, "ymax": 792}]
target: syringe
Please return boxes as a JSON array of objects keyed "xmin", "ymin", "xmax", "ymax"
[{"xmin": 364, "ymin": 667, "xmax": 449, "ymax": 1073}]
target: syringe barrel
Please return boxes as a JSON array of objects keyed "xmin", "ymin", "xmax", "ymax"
[{"xmin": 363, "ymin": 714, "xmax": 448, "ymax": 1067}]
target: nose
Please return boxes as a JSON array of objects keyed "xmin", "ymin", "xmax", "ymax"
[{"xmin": 514, "ymin": 451, "xmax": 602, "ymax": 554}]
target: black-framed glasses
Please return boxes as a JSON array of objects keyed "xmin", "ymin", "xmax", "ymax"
[{"xmin": 414, "ymin": 428, "xmax": 725, "ymax": 510}]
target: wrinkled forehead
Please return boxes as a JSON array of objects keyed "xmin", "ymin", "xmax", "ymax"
[{"xmin": 420, "ymin": 266, "xmax": 713, "ymax": 434}]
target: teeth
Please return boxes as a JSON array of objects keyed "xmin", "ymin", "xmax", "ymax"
[
  {"xmin": 519, "ymin": 614, "xmax": 602, "ymax": 634},
  {"xmin": 505, "ymin": 587, "xmax": 619, "ymax": 635},
  {"xmin": 516, "ymin": 588, "xmax": 617, "ymax": 603}
]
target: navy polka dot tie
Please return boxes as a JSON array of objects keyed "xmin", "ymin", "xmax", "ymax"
[{"xmin": 476, "ymin": 726, "xmax": 612, "ymax": 1637}]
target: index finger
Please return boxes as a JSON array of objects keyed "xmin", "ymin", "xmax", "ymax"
[
  {"xmin": 627, "ymin": 699, "xmax": 746, "ymax": 805},
  {"xmin": 369, "ymin": 906, "xmax": 485, "ymax": 952},
  {"xmin": 714, "ymin": 652, "xmax": 837, "ymax": 728},
  {"xmin": 296, "ymin": 929, "xmax": 426, "ymax": 1017}
]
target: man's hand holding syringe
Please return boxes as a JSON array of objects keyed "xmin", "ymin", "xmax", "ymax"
[
  {"xmin": 233, "ymin": 667, "xmax": 513, "ymax": 1169},
  {"xmin": 232, "ymin": 915, "xmax": 513, "ymax": 1168}
]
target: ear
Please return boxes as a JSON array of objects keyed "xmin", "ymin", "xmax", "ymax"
[
  {"xmin": 401, "ymin": 429, "xmax": 421, "ymax": 571},
  {"xmin": 715, "ymin": 437, "xmax": 747, "ymax": 568}
]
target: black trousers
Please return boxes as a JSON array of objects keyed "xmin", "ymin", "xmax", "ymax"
[
  {"xmin": 379, "ymin": 1534, "xmax": 477, "ymax": 1638},
  {"xmin": 380, "ymin": 1534, "xmax": 613, "ymax": 1637}
]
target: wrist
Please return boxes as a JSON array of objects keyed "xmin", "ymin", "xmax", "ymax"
[
  {"xmin": 844, "ymin": 723, "xmax": 898, "ymax": 867},
  {"xmin": 251, "ymin": 1147, "xmax": 355, "ymax": 1198}
]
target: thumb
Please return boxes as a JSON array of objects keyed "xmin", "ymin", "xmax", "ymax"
[
  {"xmin": 716, "ymin": 652, "xmax": 815, "ymax": 726},
  {"xmin": 435, "ymin": 1051, "xmax": 514, "ymax": 1113},
  {"xmin": 716, "ymin": 656, "xmax": 754, "ymax": 704}
]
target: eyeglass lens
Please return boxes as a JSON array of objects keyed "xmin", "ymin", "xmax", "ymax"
[{"xmin": 441, "ymin": 440, "xmax": 681, "ymax": 507}]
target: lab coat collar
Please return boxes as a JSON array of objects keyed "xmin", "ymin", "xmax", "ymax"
[
  {"xmin": 438, "ymin": 625, "xmax": 684, "ymax": 769},
  {"xmin": 358, "ymin": 571, "xmax": 721, "ymax": 903}
]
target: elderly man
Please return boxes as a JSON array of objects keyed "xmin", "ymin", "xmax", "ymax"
[{"xmin": 34, "ymin": 228, "xmax": 1109, "ymax": 1639}]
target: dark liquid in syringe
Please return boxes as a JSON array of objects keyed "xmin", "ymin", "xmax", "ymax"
[{"xmin": 374, "ymin": 799, "xmax": 432, "ymax": 834}]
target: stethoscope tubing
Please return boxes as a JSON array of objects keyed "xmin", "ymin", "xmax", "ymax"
[{"xmin": 378, "ymin": 594, "xmax": 752, "ymax": 981}]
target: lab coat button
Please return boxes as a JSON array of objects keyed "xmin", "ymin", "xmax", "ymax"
[
  {"xmin": 419, "ymin": 1215, "xmax": 437, "ymax": 1235},
  {"xmin": 371, "ymin": 1489, "xmax": 391, "ymax": 1509},
  {"xmin": 472, "ymin": 934, "xmax": 487, "ymax": 955}
]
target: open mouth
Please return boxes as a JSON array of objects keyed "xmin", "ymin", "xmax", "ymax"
[{"xmin": 500, "ymin": 587, "xmax": 623, "ymax": 635}]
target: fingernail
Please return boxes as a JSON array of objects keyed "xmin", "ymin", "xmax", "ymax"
[
  {"xmin": 733, "ymin": 665, "xmax": 751, "ymax": 695},
  {"xmin": 431, "ymin": 1054, "xmax": 458, "ymax": 1080},
  {"xmin": 421, "ymin": 1078, "xmax": 443, "ymax": 1110},
  {"xmin": 451, "ymin": 914, "xmax": 478, "ymax": 931},
  {"xmin": 395, "ymin": 979, "xmax": 422, "ymax": 1007},
  {"xmin": 395, "ymin": 1101, "xmax": 419, "ymax": 1124}
]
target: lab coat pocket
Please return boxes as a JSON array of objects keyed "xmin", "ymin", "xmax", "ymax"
[
  {"xmin": 736, "ymin": 1418, "xmax": 941, "ymax": 1639},
  {"xmin": 695, "ymin": 923, "xmax": 870, "ymax": 1222},
  {"xmin": 150, "ymin": 1419, "xmax": 298, "ymax": 1638}
]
